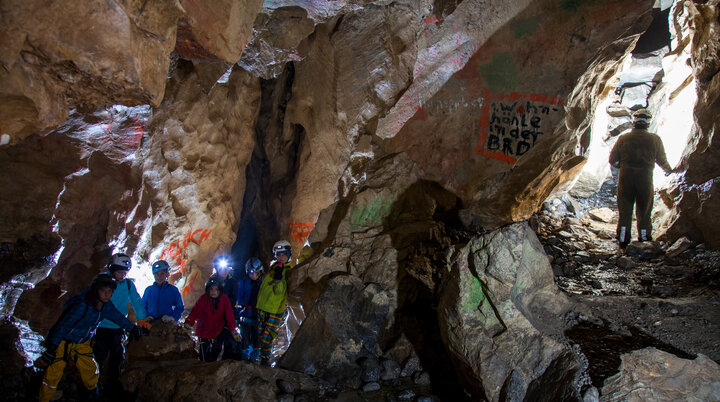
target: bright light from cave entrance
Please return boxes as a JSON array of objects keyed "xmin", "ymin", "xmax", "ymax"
[
  {"xmin": 652, "ymin": 50, "xmax": 697, "ymax": 187},
  {"xmin": 573, "ymin": 47, "xmax": 696, "ymax": 195},
  {"xmin": 128, "ymin": 256, "xmax": 155, "ymax": 296}
]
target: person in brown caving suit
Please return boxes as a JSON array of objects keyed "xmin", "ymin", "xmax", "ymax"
[{"xmin": 609, "ymin": 109, "xmax": 673, "ymax": 248}]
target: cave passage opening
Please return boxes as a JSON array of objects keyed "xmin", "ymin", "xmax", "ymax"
[{"xmin": 567, "ymin": 0, "xmax": 695, "ymax": 238}]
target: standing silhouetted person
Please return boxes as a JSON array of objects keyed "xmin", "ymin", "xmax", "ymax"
[{"xmin": 609, "ymin": 109, "xmax": 672, "ymax": 248}]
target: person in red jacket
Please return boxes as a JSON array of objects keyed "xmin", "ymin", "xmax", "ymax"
[{"xmin": 183, "ymin": 276, "xmax": 241, "ymax": 362}]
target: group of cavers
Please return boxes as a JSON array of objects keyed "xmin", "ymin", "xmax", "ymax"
[{"xmin": 36, "ymin": 239, "xmax": 295, "ymax": 402}]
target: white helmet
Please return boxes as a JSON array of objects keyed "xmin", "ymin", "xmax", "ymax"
[
  {"xmin": 272, "ymin": 240, "xmax": 292, "ymax": 258},
  {"xmin": 108, "ymin": 253, "xmax": 132, "ymax": 272}
]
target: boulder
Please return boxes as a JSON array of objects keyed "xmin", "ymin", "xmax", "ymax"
[
  {"xmin": 624, "ymin": 241, "xmax": 664, "ymax": 260},
  {"xmin": 438, "ymin": 222, "xmax": 582, "ymax": 401},
  {"xmin": 666, "ymin": 236, "xmax": 695, "ymax": 258},
  {"xmin": 601, "ymin": 347, "xmax": 720, "ymax": 401},
  {"xmin": 279, "ymin": 275, "xmax": 393, "ymax": 383},
  {"xmin": 588, "ymin": 208, "xmax": 615, "ymax": 223},
  {"xmin": 125, "ymin": 319, "xmax": 195, "ymax": 361}
]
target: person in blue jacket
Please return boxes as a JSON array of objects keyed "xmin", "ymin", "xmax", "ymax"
[
  {"xmin": 38, "ymin": 273, "xmax": 141, "ymax": 402},
  {"xmin": 92, "ymin": 253, "xmax": 149, "ymax": 386},
  {"xmin": 142, "ymin": 260, "xmax": 184, "ymax": 322},
  {"xmin": 236, "ymin": 257, "xmax": 264, "ymax": 361}
]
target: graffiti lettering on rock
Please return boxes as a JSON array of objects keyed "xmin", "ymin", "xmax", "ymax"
[
  {"xmin": 475, "ymin": 91, "xmax": 564, "ymax": 163},
  {"xmin": 162, "ymin": 228, "xmax": 212, "ymax": 277},
  {"xmin": 181, "ymin": 271, "xmax": 200, "ymax": 298},
  {"xmin": 288, "ymin": 221, "xmax": 315, "ymax": 244}
]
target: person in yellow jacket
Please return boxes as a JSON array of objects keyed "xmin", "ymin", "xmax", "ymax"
[{"xmin": 256, "ymin": 240, "xmax": 293, "ymax": 365}]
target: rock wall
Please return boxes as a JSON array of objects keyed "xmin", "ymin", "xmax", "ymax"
[
  {"xmin": 0, "ymin": 0, "xmax": 179, "ymax": 142},
  {"xmin": 385, "ymin": 0, "xmax": 650, "ymax": 231},
  {"xmin": 662, "ymin": 0, "xmax": 720, "ymax": 248},
  {"xmin": 125, "ymin": 61, "xmax": 261, "ymax": 307}
]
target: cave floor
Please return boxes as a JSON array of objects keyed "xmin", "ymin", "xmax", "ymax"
[{"xmin": 532, "ymin": 204, "xmax": 720, "ymax": 377}]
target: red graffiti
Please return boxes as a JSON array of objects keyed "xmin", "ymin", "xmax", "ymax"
[
  {"xmin": 161, "ymin": 228, "xmax": 212, "ymax": 278},
  {"xmin": 181, "ymin": 271, "xmax": 200, "ymax": 298},
  {"xmin": 423, "ymin": 16, "xmax": 441, "ymax": 25},
  {"xmin": 288, "ymin": 221, "xmax": 315, "ymax": 244},
  {"xmin": 97, "ymin": 115, "xmax": 145, "ymax": 150},
  {"xmin": 161, "ymin": 228, "xmax": 212, "ymax": 261},
  {"xmin": 475, "ymin": 90, "xmax": 564, "ymax": 164},
  {"xmin": 409, "ymin": 106, "xmax": 427, "ymax": 121}
]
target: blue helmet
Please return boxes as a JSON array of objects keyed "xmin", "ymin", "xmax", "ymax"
[
  {"xmin": 151, "ymin": 260, "xmax": 170, "ymax": 274},
  {"xmin": 245, "ymin": 257, "xmax": 263, "ymax": 274}
]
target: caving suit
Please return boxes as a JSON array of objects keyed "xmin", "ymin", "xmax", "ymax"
[
  {"xmin": 609, "ymin": 128, "xmax": 671, "ymax": 245},
  {"xmin": 40, "ymin": 290, "xmax": 134, "ymax": 402},
  {"xmin": 256, "ymin": 261, "xmax": 293, "ymax": 360},
  {"xmin": 185, "ymin": 293, "xmax": 238, "ymax": 362},
  {"xmin": 236, "ymin": 275, "xmax": 261, "ymax": 360},
  {"xmin": 93, "ymin": 276, "xmax": 146, "ymax": 380}
]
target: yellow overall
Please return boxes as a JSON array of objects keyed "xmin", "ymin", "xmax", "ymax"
[{"xmin": 39, "ymin": 340, "xmax": 99, "ymax": 402}]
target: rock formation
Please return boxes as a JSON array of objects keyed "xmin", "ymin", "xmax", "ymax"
[
  {"xmin": 601, "ymin": 347, "xmax": 720, "ymax": 401},
  {"xmin": 1, "ymin": 0, "xmax": 719, "ymax": 400}
]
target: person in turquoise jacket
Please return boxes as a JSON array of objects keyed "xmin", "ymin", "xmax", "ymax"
[
  {"xmin": 92, "ymin": 253, "xmax": 149, "ymax": 387},
  {"xmin": 142, "ymin": 260, "xmax": 184, "ymax": 322}
]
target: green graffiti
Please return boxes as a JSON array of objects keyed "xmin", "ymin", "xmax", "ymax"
[
  {"xmin": 350, "ymin": 193, "xmax": 394, "ymax": 230},
  {"xmin": 478, "ymin": 52, "xmax": 518, "ymax": 93},
  {"xmin": 462, "ymin": 276, "xmax": 486, "ymax": 313},
  {"xmin": 512, "ymin": 15, "xmax": 542, "ymax": 38}
]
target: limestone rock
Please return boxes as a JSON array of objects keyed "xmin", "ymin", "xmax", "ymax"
[
  {"xmin": 176, "ymin": 0, "xmax": 263, "ymax": 63},
  {"xmin": 121, "ymin": 359, "xmax": 329, "ymax": 401},
  {"xmin": 657, "ymin": 1, "xmax": 720, "ymax": 249},
  {"xmin": 625, "ymin": 241, "xmax": 664, "ymax": 260},
  {"xmin": 380, "ymin": 359, "xmax": 401, "ymax": 381},
  {"xmin": 125, "ymin": 63, "xmax": 260, "ymax": 305},
  {"xmin": 282, "ymin": 2, "xmax": 421, "ymax": 254},
  {"xmin": 386, "ymin": 0, "xmax": 648, "ymax": 231},
  {"xmin": 601, "ymin": 347, "xmax": 720, "ymax": 401},
  {"xmin": 438, "ymin": 222, "xmax": 581, "ymax": 401},
  {"xmin": 279, "ymin": 275, "xmax": 393, "ymax": 383},
  {"xmin": 238, "ymin": 7, "xmax": 315, "ymax": 79},
  {"xmin": 588, "ymin": 208, "xmax": 615, "ymax": 223},
  {"xmin": 125, "ymin": 319, "xmax": 195, "ymax": 361},
  {"xmin": 666, "ymin": 236, "xmax": 695, "ymax": 258},
  {"xmin": 0, "ymin": 0, "xmax": 180, "ymax": 141}
]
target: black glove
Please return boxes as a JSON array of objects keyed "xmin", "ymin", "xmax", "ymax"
[
  {"xmin": 273, "ymin": 265, "xmax": 284, "ymax": 281},
  {"xmin": 129, "ymin": 325, "xmax": 142, "ymax": 341}
]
